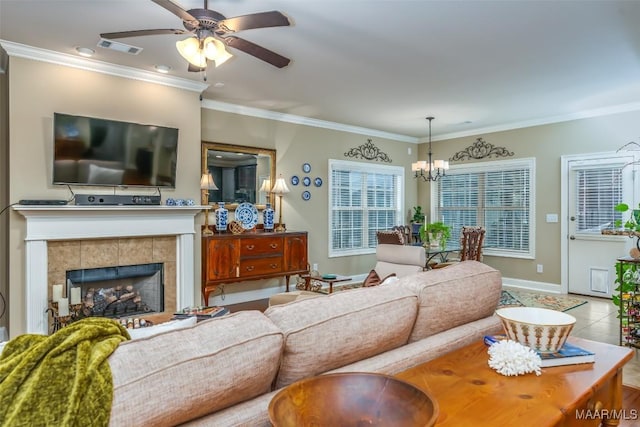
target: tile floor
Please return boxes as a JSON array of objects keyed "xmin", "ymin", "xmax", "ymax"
[{"xmin": 563, "ymin": 294, "xmax": 640, "ymax": 388}]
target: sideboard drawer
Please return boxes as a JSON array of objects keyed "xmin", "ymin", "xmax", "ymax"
[
  {"xmin": 239, "ymin": 257, "xmax": 283, "ymax": 276},
  {"xmin": 240, "ymin": 237, "xmax": 284, "ymax": 256}
]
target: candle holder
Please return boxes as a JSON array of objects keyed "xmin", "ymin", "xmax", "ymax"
[{"xmin": 46, "ymin": 301, "xmax": 86, "ymax": 333}]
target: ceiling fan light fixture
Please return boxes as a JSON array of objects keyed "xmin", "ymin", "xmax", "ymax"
[
  {"xmin": 203, "ymin": 37, "xmax": 233, "ymax": 67},
  {"xmin": 176, "ymin": 37, "xmax": 207, "ymax": 68}
]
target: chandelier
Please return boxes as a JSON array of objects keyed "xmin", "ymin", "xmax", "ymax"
[{"xmin": 412, "ymin": 116, "xmax": 449, "ymax": 182}]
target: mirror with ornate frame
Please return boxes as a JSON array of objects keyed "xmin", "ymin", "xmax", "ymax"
[{"xmin": 201, "ymin": 141, "xmax": 276, "ymax": 210}]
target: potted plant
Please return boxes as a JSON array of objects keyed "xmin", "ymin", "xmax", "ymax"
[
  {"xmin": 614, "ymin": 203, "xmax": 640, "ymax": 234},
  {"xmin": 419, "ymin": 221, "xmax": 451, "ymax": 249},
  {"xmin": 411, "ymin": 207, "xmax": 425, "ymax": 239}
]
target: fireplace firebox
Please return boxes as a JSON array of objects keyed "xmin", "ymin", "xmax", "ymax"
[{"xmin": 66, "ymin": 263, "xmax": 164, "ymax": 318}]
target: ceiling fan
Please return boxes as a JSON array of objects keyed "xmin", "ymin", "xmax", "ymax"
[{"xmin": 100, "ymin": 0, "xmax": 291, "ymax": 71}]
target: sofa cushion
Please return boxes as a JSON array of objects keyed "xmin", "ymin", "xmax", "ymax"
[
  {"xmin": 108, "ymin": 311, "xmax": 283, "ymax": 427},
  {"xmin": 265, "ymin": 285, "xmax": 418, "ymax": 389},
  {"xmin": 398, "ymin": 260, "xmax": 502, "ymax": 342}
]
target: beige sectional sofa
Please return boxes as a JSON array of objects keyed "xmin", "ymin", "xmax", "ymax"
[{"xmin": 107, "ymin": 260, "xmax": 503, "ymax": 426}]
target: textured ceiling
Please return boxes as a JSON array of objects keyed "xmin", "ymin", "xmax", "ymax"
[{"xmin": 1, "ymin": 0, "xmax": 640, "ymax": 141}]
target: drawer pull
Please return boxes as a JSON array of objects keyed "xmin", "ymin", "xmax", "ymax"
[
  {"xmin": 246, "ymin": 266, "xmax": 255, "ymax": 272},
  {"xmin": 270, "ymin": 243, "xmax": 278, "ymax": 249},
  {"xmin": 270, "ymin": 264, "xmax": 278, "ymax": 269},
  {"xmin": 246, "ymin": 244, "xmax": 255, "ymax": 250}
]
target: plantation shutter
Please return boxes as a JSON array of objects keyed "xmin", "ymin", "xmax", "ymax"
[
  {"xmin": 329, "ymin": 160, "xmax": 404, "ymax": 256},
  {"xmin": 435, "ymin": 158, "xmax": 535, "ymax": 257}
]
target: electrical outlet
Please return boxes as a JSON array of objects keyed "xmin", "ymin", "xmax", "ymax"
[{"xmin": 536, "ymin": 264, "xmax": 543, "ymax": 273}]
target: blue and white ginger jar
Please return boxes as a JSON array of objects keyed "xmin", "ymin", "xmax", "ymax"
[
  {"xmin": 215, "ymin": 202, "xmax": 228, "ymax": 232},
  {"xmin": 263, "ymin": 203, "xmax": 275, "ymax": 231}
]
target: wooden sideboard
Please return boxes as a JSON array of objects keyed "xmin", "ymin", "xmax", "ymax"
[{"xmin": 201, "ymin": 231, "xmax": 308, "ymax": 303}]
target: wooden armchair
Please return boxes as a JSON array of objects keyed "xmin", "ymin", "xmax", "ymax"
[
  {"xmin": 376, "ymin": 225, "xmax": 412, "ymax": 245},
  {"xmin": 432, "ymin": 226, "xmax": 486, "ymax": 269}
]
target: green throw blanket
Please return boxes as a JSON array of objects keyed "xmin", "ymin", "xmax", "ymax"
[{"xmin": 0, "ymin": 317, "xmax": 130, "ymax": 427}]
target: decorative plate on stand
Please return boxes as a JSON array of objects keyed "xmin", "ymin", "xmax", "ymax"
[{"xmin": 235, "ymin": 203, "xmax": 259, "ymax": 230}]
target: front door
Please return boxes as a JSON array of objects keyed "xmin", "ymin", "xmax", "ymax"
[{"xmin": 566, "ymin": 154, "xmax": 636, "ymax": 297}]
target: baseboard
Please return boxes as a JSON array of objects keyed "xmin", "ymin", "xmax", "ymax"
[{"xmin": 501, "ymin": 277, "xmax": 564, "ymax": 294}]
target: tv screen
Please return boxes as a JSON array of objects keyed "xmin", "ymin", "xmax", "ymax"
[{"xmin": 53, "ymin": 113, "xmax": 179, "ymax": 188}]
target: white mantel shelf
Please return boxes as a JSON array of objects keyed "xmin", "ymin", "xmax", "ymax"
[
  {"xmin": 13, "ymin": 205, "xmax": 206, "ymax": 241},
  {"xmin": 14, "ymin": 205, "xmax": 203, "ymax": 334}
]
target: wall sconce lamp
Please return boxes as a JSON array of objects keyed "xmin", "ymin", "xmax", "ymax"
[
  {"xmin": 200, "ymin": 172, "xmax": 218, "ymax": 236},
  {"xmin": 271, "ymin": 175, "xmax": 290, "ymax": 232}
]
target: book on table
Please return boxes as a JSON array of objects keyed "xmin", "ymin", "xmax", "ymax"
[
  {"xmin": 173, "ymin": 306, "xmax": 228, "ymax": 320},
  {"xmin": 483, "ymin": 335, "xmax": 595, "ymax": 367}
]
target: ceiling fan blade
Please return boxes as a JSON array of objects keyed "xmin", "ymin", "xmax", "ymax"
[
  {"xmin": 218, "ymin": 11, "xmax": 290, "ymax": 33},
  {"xmin": 221, "ymin": 36, "xmax": 290, "ymax": 68},
  {"xmin": 100, "ymin": 29, "xmax": 189, "ymax": 40},
  {"xmin": 151, "ymin": 0, "xmax": 198, "ymax": 24}
]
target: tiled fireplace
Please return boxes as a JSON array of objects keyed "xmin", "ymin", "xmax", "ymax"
[{"xmin": 14, "ymin": 205, "xmax": 202, "ymax": 334}]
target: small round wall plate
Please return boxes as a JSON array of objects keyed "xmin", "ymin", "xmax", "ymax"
[
  {"xmin": 303, "ymin": 176, "xmax": 311, "ymax": 186},
  {"xmin": 302, "ymin": 163, "xmax": 311, "ymax": 173},
  {"xmin": 302, "ymin": 190, "xmax": 311, "ymax": 201},
  {"xmin": 314, "ymin": 177, "xmax": 323, "ymax": 187},
  {"xmin": 291, "ymin": 175, "xmax": 300, "ymax": 186}
]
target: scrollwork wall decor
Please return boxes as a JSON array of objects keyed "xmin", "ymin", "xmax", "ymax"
[
  {"xmin": 450, "ymin": 138, "xmax": 514, "ymax": 161},
  {"xmin": 344, "ymin": 139, "xmax": 392, "ymax": 163}
]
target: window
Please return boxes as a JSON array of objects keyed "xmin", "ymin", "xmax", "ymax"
[
  {"xmin": 434, "ymin": 158, "xmax": 535, "ymax": 258},
  {"xmin": 574, "ymin": 166, "xmax": 623, "ymax": 233},
  {"xmin": 329, "ymin": 159, "xmax": 404, "ymax": 257}
]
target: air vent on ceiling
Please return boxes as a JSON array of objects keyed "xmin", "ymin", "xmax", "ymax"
[{"xmin": 97, "ymin": 38, "xmax": 143, "ymax": 55}]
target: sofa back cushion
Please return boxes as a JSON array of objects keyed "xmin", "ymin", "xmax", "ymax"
[
  {"xmin": 265, "ymin": 285, "xmax": 418, "ymax": 389},
  {"xmin": 397, "ymin": 261, "xmax": 502, "ymax": 342},
  {"xmin": 108, "ymin": 311, "xmax": 283, "ymax": 427},
  {"xmin": 374, "ymin": 244, "xmax": 426, "ymax": 278}
]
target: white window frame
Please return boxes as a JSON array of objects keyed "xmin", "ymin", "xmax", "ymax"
[
  {"xmin": 431, "ymin": 157, "xmax": 536, "ymax": 259},
  {"xmin": 328, "ymin": 159, "xmax": 405, "ymax": 257}
]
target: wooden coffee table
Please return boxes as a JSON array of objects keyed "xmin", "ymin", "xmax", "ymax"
[{"xmin": 396, "ymin": 337, "xmax": 634, "ymax": 426}]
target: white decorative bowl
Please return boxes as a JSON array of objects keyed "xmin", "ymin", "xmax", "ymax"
[{"xmin": 495, "ymin": 307, "xmax": 576, "ymax": 353}]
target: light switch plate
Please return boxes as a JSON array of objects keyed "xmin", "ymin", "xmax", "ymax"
[{"xmin": 546, "ymin": 214, "xmax": 558, "ymax": 223}]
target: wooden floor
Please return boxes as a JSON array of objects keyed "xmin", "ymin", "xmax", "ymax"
[
  {"xmin": 621, "ymin": 385, "xmax": 640, "ymax": 426},
  {"xmin": 226, "ymin": 298, "xmax": 269, "ymax": 313}
]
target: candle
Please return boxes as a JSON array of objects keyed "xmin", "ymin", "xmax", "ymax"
[
  {"xmin": 58, "ymin": 298, "xmax": 69, "ymax": 316},
  {"xmin": 70, "ymin": 287, "xmax": 81, "ymax": 305},
  {"xmin": 52, "ymin": 284, "xmax": 63, "ymax": 302}
]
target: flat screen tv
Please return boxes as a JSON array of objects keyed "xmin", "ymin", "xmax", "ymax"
[{"xmin": 53, "ymin": 113, "xmax": 179, "ymax": 188}]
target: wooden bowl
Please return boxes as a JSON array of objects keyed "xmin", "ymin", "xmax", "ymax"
[{"xmin": 269, "ymin": 372, "xmax": 439, "ymax": 427}]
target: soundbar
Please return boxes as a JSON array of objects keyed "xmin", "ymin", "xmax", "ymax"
[
  {"xmin": 74, "ymin": 195, "xmax": 161, "ymax": 206},
  {"xmin": 19, "ymin": 199, "xmax": 68, "ymax": 205}
]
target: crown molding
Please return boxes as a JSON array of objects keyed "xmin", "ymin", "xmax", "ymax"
[
  {"xmin": 201, "ymin": 99, "xmax": 419, "ymax": 144},
  {"xmin": 431, "ymin": 101, "xmax": 640, "ymax": 142},
  {"xmin": 0, "ymin": 40, "xmax": 208, "ymax": 93}
]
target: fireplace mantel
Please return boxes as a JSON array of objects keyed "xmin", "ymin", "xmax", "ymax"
[{"xmin": 14, "ymin": 205, "xmax": 203, "ymax": 334}]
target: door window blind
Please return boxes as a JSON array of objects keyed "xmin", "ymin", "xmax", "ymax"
[{"xmin": 574, "ymin": 167, "xmax": 623, "ymax": 233}]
